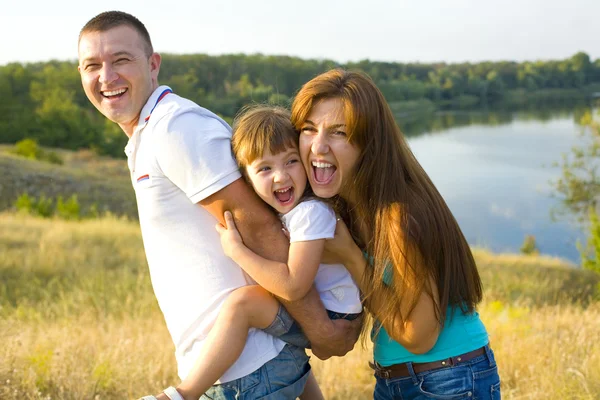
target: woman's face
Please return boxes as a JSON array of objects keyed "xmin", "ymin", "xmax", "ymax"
[{"xmin": 299, "ymin": 98, "xmax": 361, "ymax": 199}]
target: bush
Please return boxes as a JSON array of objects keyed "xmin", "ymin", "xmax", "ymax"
[
  {"xmin": 12, "ymin": 193, "xmax": 97, "ymax": 220},
  {"xmin": 11, "ymin": 138, "xmax": 63, "ymax": 165},
  {"xmin": 579, "ymin": 208, "xmax": 600, "ymax": 275},
  {"xmin": 13, "ymin": 138, "xmax": 41, "ymax": 159},
  {"xmin": 44, "ymin": 151, "xmax": 64, "ymax": 165},
  {"xmin": 56, "ymin": 195, "xmax": 81, "ymax": 220},
  {"xmin": 34, "ymin": 195, "xmax": 54, "ymax": 218},
  {"xmin": 14, "ymin": 193, "xmax": 34, "ymax": 214},
  {"xmin": 520, "ymin": 235, "xmax": 539, "ymax": 255}
]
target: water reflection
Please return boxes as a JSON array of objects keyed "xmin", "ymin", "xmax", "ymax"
[
  {"xmin": 398, "ymin": 102, "xmax": 593, "ymax": 138},
  {"xmin": 400, "ymin": 104, "xmax": 596, "ymax": 263}
]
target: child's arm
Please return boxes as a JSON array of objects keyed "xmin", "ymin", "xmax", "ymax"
[{"xmin": 216, "ymin": 211, "xmax": 322, "ymax": 301}]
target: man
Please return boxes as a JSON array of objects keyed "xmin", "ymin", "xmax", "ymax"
[{"xmin": 77, "ymin": 11, "xmax": 359, "ymax": 400}]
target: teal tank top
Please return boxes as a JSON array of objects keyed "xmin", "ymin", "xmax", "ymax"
[
  {"xmin": 364, "ymin": 252, "xmax": 489, "ymax": 366},
  {"xmin": 373, "ymin": 306, "xmax": 489, "ymax": 366}
]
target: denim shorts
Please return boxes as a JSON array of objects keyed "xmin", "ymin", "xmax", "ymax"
[
  {"xmin": 263, "ymin": 304, "xmax": 362, "ymax": 349},
  {"xmin": 373, "ymin": 345, "xmax": 501, "ymax": 400},
  {"xmin": 201, "ymin": 344, "xmax": 310, "ymax": 400}
]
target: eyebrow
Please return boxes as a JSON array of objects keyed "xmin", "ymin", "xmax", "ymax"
[
  {"xmin": 81, "ymin": 51, "xmax": 136, "ymax": 65},
  {"xmin": 304, "ymin": 120, "xmax": 346, "ymax": 129},
  {"xmin": 113, "ymin": 51, "xmax": 135, "ymax": 58}
]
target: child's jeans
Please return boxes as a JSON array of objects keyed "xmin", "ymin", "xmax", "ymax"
[{"xmin": 263, "ymin": 304, "xmax": 361, "ymax": 348}]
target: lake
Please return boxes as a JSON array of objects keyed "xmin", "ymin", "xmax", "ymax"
[{"xmin": 399, "ymin": 106, "xmax": 597, "ymax": 263}]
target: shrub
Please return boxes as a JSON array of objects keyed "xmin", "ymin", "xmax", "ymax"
[
  {"xmin": 34, "ymin": 195, "xmax": 54, "ymax": 218},
  {"xmin": 45, "ymin": 150, "xmax": 64, "ymax": 165},
  {"xmin": 11, "ymin": 138, "xmax": 63, "ymax": 165},
  {"xmin": 56, "ymin": 195, "xmax": 81, "ymax": 220},
  {"xmin": 12, "ymin": 193, "xmax": 98, "ymax": 220},
  {"xmin": 579, "ymin": 208, "xmax": 600, "ymax": 275},
  {"xmin": 13, "ymin": 138, "xmax": 41, "ymax": 159},
  {"xmin": 14, "ymin": 193, "xmax": 34, "ymax": 214},
  {"xmin": 520, "ymin": 234, "xmax": 539, "ymax": 255}
]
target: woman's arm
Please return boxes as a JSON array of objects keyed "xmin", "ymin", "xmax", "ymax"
[
  {"xmin": 217, "ymin": 211, "xmax": 323, "ymax": 301},
  {"xmin": 326, "ymin": 220, "xmax": 441, "ymax": 354}
]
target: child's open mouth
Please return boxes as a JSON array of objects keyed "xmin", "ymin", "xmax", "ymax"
[{"xmin": 274, "ymin": 187, "xmax": 294, "ymax": 204}]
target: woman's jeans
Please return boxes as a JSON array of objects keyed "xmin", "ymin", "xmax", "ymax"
[{"xmin": 373, "ymin": 345, "xmax": 501, "ymax": 399}]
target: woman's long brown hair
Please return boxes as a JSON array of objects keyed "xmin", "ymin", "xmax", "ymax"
[{"xmin": 291, "ymin": 69, "xmax": 482, "ymax": 331}]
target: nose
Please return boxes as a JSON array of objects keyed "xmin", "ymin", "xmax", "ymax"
[
  {"xmin": 311, "ymin": 132, "xmax": 329, "ymax": 155},
  {"xmin": 99, "ymin": 63, "xmax": 118, "ymax": 85},
  {"xmin": 273, "ymin": 169, "xmax": 289, "ymax": 183}
]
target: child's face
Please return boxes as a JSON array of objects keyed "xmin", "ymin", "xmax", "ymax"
[{"xmin": 246, "ymin": 146, "xmax": 307, "ymax": 214}]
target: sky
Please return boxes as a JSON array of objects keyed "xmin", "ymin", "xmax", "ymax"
[{"xmin": 2, "ymin": 0, "xmax": 598, "ymax": 66}]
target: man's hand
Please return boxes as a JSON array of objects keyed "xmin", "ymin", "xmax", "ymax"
[{"xmin": 309, "ymin": 314, "xmax": 363, "ymax": 360}]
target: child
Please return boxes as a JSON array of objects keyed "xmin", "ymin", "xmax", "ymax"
[{"xmin": 174, "ymin": 105, "xmax": 362, "ymax": 400}]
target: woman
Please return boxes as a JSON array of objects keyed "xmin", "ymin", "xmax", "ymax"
[{"xmin": 290, "ymin": 69, "xmax": 501, "ymax": 399}]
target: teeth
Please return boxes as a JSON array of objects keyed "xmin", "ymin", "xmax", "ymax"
[
  {"xmin": 275, "ymin": 188, "xmax": 291, "ymax": 193},
  {"xmin": 102, "ymin": 88, "xmax": 127, "ymax": 97},
  {"xmin": 312, "ymin": 161, "xmax": 333, "ymax": 168}
]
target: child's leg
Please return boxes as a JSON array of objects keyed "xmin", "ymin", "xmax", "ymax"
[
  {"xmin": 176, "ymin": 285, "xmax": 279, "ymax": 400},
  {"xmin": 299, "ymin": 370, "xmax": 324, "ymax": 400}
]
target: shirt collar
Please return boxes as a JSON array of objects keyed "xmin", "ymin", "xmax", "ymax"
[
  {"xmin": 125, "ymin": 85, "xmax": 172, "ymax": 159},
  {"xmin": 136, "ymin": 85, "xmax": 173, "ymax": 130}
]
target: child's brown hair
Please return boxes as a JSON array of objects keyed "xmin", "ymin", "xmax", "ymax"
[{"xmin": 232, "ymin": 105, "xmax": 298, "ymax": 169}]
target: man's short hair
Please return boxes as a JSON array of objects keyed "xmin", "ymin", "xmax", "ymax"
[{"xmin": 79, "ymin": 11, "xmax": 154, "ymax": 57}]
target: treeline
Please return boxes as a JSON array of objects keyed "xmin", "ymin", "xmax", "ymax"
[{"xmin": 1, "ymin": 52, "xmax": 599, "ymax": 157}]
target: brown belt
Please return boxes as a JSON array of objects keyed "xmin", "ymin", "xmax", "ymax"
[{"xmin": 369, "ymin": 347, "xmax": 487, "ymax": 379}]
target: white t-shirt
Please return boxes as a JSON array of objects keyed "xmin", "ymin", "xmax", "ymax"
[
  {"xmin": 280, "ymin": 199, "xmax": 362, "ymax": 314},
  {"xmin": 125, "ymin": 86, "xmax": 285, "ymax": 383}
]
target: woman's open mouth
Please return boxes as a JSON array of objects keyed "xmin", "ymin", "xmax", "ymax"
[{"xmin": 312, "ymin": 161, "xmax": 336, "ymax": 184}]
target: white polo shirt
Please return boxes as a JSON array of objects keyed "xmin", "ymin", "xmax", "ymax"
[{"xmin": 125, "ymin": 86, "xmax": 285, "ymax": 383}]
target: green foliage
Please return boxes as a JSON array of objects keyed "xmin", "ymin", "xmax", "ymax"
[
  {"xmin": 11, "ymin": 138, "xmax": 63, "ymax": 165},
  {"xmin": 13, "ymin": 138, "xmax": 41, "ymax": 159},
  {"xmin": 44, "ymin": 150, "xmax": 63, "ymax": 165},
  {"xmin": 34, "ymin": 195, "xmax": 54, "ymax": 218},
  {"xmin": 13, "ymin": 193, "xmax": 97, "ymax": 220},
  {"xmin": 56, "ymin": 195, "xmax": 81, "ymax": 220},
  {"xmin": 2, "ymin": 52, "xmax": 600, "ymax": 154},
  {"xmin": 578, "ymin": 208, "xmax": 600, "ymax": 275},
  {"xmin": 520, "ymin": 235, "xmax": 540, "ymax": 255},
  {"xmin": 14, "ymin": 193, "xmax": 33, "ymax": 213},
  {"xmin": 552, "ymin": 109, "xmax": 600, "ymax": 223}
]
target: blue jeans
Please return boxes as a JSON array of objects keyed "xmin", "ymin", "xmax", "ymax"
[
  {"xmin": 201, "ymin": 344, "xmax": 310, "ymax": 400},
  {"xmin": 373, "ymin": 345, "xmax": 501, "ymax": 400},
  {"xmin": 263, "ymin": 305, "xmax": 362, "ymax": 349}
]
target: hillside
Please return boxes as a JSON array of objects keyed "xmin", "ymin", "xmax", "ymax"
[{"xmin": 0, "ymin": 145, "xmax": 136, "ymax": 217}]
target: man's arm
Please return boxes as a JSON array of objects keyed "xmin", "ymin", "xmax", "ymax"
[{"xmin": 200, "ymin": 177, "xmax": 360, "ymax": 358}]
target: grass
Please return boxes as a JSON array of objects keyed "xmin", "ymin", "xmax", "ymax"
[
  {"xmin": 1, "ymin": 145, "xmax": 600, "ymax": 399},
  {"xmin": 1, "ymin": 213, "xmax": 599, "ymax": 399}
]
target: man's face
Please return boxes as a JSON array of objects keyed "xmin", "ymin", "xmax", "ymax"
[{"xmin": 78, "ymin": 25, "xmax": 160, "ymax": 135}]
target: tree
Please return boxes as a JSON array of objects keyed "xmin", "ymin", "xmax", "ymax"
[{"xmin": 552, "ymin": 109, "xmax": 600, "ymax": 223}]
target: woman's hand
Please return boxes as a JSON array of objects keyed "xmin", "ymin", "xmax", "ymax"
[{"xmin": 215, "ymin": 211, "xmax": 245, "ymax": 259}]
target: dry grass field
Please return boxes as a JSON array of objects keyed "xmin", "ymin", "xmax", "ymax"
[{"xmin": 1, "ymin": 213, "xmax": 599, "ymax": 399}]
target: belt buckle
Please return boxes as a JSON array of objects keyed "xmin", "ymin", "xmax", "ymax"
[{"xmin": 369, "ymin": 361, "xmax": 391, "ymax": 379}]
